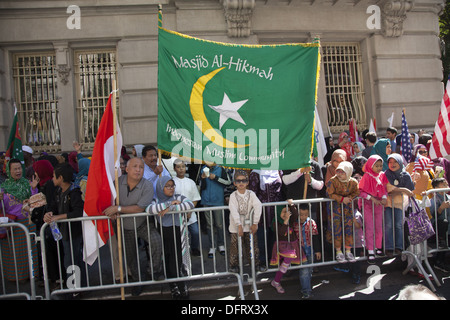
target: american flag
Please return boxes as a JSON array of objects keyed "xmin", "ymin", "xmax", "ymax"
[
  {"xmin": 401, "ymin": 110, "xmax": 412, "ymax": 163},
  {"xmin": 429, "ymin": 75, "xmax": 450, "ymax": 159},
  {"xmin": 414, "ymin": 154, "xmax": 434, "ymax": 171}
]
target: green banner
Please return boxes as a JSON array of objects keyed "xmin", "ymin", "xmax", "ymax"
[{"xmin": 157, "ymin": 27, "xmax": 320, "ymax": 170}]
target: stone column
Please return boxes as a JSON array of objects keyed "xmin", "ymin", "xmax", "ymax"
[{"xmin": 53, "ymin": 41, "xmax": 77, "ymax": 152}]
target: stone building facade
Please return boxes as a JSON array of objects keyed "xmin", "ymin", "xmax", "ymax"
[{"xmin": 0, "ymin": 0, "xmax": 445, "ymax": 154}]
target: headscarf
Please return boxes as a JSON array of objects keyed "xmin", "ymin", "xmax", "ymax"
[
  {"xmin": 32, "ymin": 159, "xmax": 54, "ymax": 187},
  {"xmin": 359, "ymin": 155, "xmax": 387, "ymax": 198},
  {"xmin": 1, "ymin": 160, "xmax": 31, "ymax": 201},
  {"xmin": 411, "ymin": 144, "xmax": 428, "ymax": 162},
  {"xmin": 155, "ymin": 175, "xmax": 175, "ymax": 203},
  {"xmin": 338, "ymin": 132, "xmax": 353, "ymax": 160},
  {"xmin": 133, "ymin": 144, "xmax": 145, "ymax": 158},
  {"xmin": 370, "ymin": 138, "xmax": 390, "ymax": 171},
  {"xmin": 68, "ymin": 151, "xmax": 79, "ymax": 173},
  {"xmin": 352, "ymin": 141, "xmax": 365, "ymax": 158},
  {"xmin": 121, "ymin": 146, "xmax": 130, "ymax": 161},
  {"xmin": 335, "ymin": 161, "xmax": 353, "ymax": 182},
  {"xmin": 384, "ymin": 153, "xmax": 414, "ymax": 190},
  {"xmin": 325, "ymin": 149, "xmax": 347, "ymax": 184},
  {"xmin": 75, "ymin": 158, "xmax": 91, "ymax": 186},
  {"xmin": 351, "ymin": 156, "xmax": 367, "ymax": 177}
]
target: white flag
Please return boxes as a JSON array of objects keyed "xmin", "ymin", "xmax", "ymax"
[
  {"xmin": 387, "ymin": 112, "xmax": 394, "ymax": 127},
  {"xmin": 314, "ymin": 107, "xmax": 328, "ymax": 167},
  {"xmin": 369, "ymin": 118, "xmax": 376, "ymax": 133}
]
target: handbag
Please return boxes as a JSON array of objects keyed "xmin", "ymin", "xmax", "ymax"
[{"xmin": 405, "ymin": 198, "xmax": 435, "ymax": 245}]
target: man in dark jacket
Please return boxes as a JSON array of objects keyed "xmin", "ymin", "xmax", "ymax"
[{"xmin": 44, "ymin": 163, "xmax": 84, "ymax": 289}]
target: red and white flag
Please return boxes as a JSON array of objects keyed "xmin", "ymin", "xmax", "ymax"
[
  {"xmin": 369, "ymin": 118, "xmax": 376, "ymax": 133},
  {"xmin": 430, "ymin": 77, "xmax": 450, "ymax": 159},
  {"xmin": 83, "ymin": 93, "xmax": 122, "ymax": 265},
  {"xmin": 348, "ymin": 118, "xmax": 357, "ymax": 143}
]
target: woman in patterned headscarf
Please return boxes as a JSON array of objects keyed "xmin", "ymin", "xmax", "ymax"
[{"xmin": 0, "ymin": 158, "xmax": 40, "ymax": 282}]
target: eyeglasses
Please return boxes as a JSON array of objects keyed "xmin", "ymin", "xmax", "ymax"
[
  {"xmin": 418, "ymin": 150, "xmax": 428, "ymax": 155},
  {"xmin": 235, "ymin": 179, "xmax": 248, "ymax": 184},
  {"xmin": 164, "ymin": 185, "xmax": 176, "ymax": 189}
]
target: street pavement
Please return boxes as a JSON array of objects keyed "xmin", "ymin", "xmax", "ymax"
[{"xmin": 93, "ymin": 253, "xmax": 450, "ymax": 301}]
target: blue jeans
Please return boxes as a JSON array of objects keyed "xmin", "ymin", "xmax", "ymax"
[
  {"xmin": 384, "ymin": 207, "xmax": 404, "ymax": 251},
  {"xmin": 299, "ymin": 255, "xmax": 313, "ymax": 295}
]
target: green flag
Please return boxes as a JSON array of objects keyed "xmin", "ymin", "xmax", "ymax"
[
  {"xmin": 157, "ymin": 27, "xmax": 320, "ymax": 170},
  {"xmin": 3, "ymin": 106, "xmax": 24, "ymax": 172}
]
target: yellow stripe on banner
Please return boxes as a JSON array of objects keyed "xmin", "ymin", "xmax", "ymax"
[{"xmin": 159, "ymin": 27, "xmax": 321, "ymax": 49}]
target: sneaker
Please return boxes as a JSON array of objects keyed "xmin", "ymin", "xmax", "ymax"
[
  {"xmin": 301, "ymin": 292, "xmax": 313, "ymax": 299},
  {"xmin": 208, "ymin": 248, "xmax": 215, "ymax": 259},
  {"xmin": 271, "ymin": 280, "xmax": 285, "ymax": 294},
  {"xmin": 219, "ymin": 245, "xmax": 226, "ymax": 255},
  {"xmin": 170, "ymin": 285, "xmax": 181, "ymax": 300},
  {"xmin": 367, "ymin": 254, "xmax": 375, "ymax": 264},
  {"xmin": 345, "ymin": 251, "xmax": 356, "ymax": 263},
  {"xmin": 333, "ymin": 266, "xmax": 350, "ymax": 273},
  {"xmin": 336, "ymin": 252, "xmax": 346, "ymax": 263},
  {"xmin": 438, "ymin": 240, "xmax": 448, "ymax": 249},
  {"xmin": 375, "ymin": 249, "xmax": 384, "ymax": 256},
  {"xmin": 179, "ymin": 284, "xmax": 190, "ymax": 300}
]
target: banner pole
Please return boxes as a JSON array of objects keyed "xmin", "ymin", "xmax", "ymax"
[{"xmin": 112, "ymin": 80, "xmax": 125, "ymax": 300}]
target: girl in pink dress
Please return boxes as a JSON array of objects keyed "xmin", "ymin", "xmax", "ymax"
[{"xmin": 358, "ymin": 155, "xmax": 388, "ymax": 263}]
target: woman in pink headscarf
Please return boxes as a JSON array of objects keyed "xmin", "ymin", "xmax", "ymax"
[
  {"xmin": 358, "ymin": 155, "xmax": 388, "ymax": 263},
  {"xmin": 338, "ymin": 132, "xmax": 353, "ymax": 160}
]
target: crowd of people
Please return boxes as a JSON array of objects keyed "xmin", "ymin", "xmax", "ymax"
[{"xmin": 0, "ymin": 125, "xmax": 449, "ymax": 300}]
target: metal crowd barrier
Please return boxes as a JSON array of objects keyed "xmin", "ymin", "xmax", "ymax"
[
  {"xmin": 3, "ymin": 191, "xmax": 449, "ymax": 300},
  {"xmin": 0, "ymin": 221, "xmax": 37, "ymax": 300},
  {"xmin": 39, "ymin": 206, "xmax": 246, "ymax": 300}
]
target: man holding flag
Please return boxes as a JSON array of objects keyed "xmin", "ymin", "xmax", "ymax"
[{"xmin": 102, "ymin": 157, "xmax": 163, "ymax": 296}]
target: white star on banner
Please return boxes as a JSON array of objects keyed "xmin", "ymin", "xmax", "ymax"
[{"xmin": 209, "ymin": 93, "xmax": 248, "ymax": 129}]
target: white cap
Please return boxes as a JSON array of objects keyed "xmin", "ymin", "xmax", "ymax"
[{"xmin": 22, "ymin": 145, "xmax": 33, "ymax": 154}]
